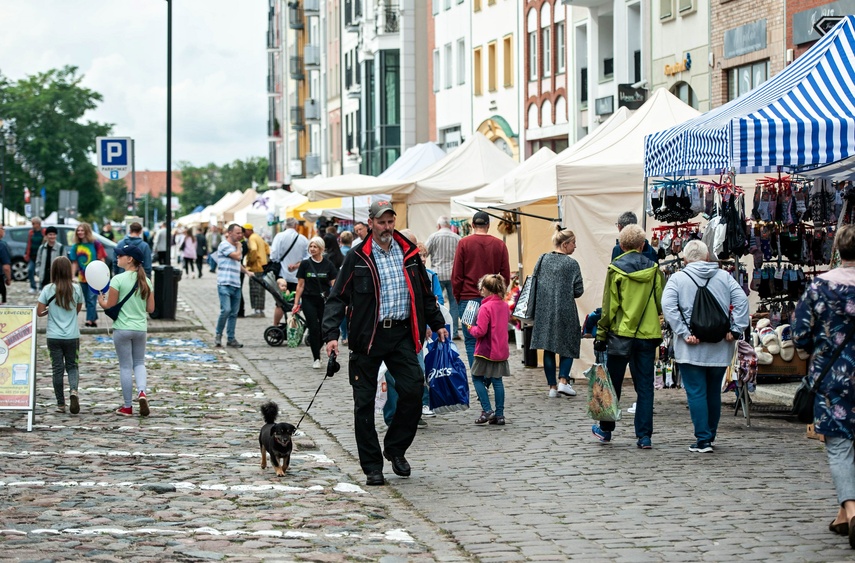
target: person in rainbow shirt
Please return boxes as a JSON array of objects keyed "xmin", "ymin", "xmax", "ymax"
[{"xmin": 70, "ymin": 222, "xmax": 108, "ymax": 328}]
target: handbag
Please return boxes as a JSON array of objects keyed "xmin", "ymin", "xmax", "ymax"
[
  {"xmin": 104, "ymin": 282, "xmax": 138, "ymax": 321},
  {"xmin": 266, "ymin": 233, "xmax": 300, "ymax": 277},
  {"xmin": 512, "ymin": 255, "xmax": 545, "ymax": 322},
  {"xmin": 606, "ymin": 282, "xmax": 657, "ymax": 357},
  {"xmin": 792, "ymin": 323, "xmax": 855, "ymax": 423}
]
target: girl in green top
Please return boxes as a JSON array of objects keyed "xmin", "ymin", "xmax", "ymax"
[{"xmin": 97, "ymin": 243, "xmax": 154, "ymax": 417}]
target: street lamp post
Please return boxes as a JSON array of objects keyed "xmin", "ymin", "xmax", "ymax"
[{"xmin": 165, "ymin": 0, "xmax": 173, "ymax": 266}]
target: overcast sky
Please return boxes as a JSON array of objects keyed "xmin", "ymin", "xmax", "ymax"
[{"xmin": 0, "ymin": 0, "xmax": 268, "ymax": 171}]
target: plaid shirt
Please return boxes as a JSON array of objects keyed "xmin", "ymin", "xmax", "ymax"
[
  {"xmin": 424, "ymin": 227, "xmax": 460, "ymax": 281},
  {"xmin": 373, "ymin": 238, "xmax": 410, "ymax": 321}
]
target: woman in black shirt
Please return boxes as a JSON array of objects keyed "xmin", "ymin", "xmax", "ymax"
[
  {"xmin": 323, "ymin": 232, "xmax": 344, "ymax": 269},
  {"xmin": 291, "ymin": 236, "xmax": 337, "ymax": 368}
]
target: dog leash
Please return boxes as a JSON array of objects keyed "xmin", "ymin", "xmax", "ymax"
[{"xmin": 295, "ymin": 351, "xmax": 340, "ymax": 430}]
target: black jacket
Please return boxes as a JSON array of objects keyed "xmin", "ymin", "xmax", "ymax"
[{"xmin": 322, "ymin": 230, "xmax": 445, "ymax": 355}]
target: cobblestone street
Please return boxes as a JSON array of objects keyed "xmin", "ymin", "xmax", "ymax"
[{"xmin": 1, "ymin": 275, "xmax": 854, "ymax": 561}]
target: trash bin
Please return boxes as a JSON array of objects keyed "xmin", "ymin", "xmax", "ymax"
[
  {"xmin": 151, "ymin": 265, "xmax": 181, "ymax": 319},
  {"xmin": 522, "ymin": 325, "xmax": 538, "ymax": 367}
]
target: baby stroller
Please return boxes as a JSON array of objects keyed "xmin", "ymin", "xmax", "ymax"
[{"xmin": 249, "ymin": 272, "xmax": 309, "ymax": 347}]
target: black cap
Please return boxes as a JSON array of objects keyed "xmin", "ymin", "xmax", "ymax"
[
  {"xmin": 369, "ymin": 200, "xmax": 396, "ymax": 219},
  {"xmin": 45, "ymin": 226, "xmax": 58, "ymax": 235},
  {"xmin": 473, "ymin": 211, "xmax": 490, "ymax": 226}
]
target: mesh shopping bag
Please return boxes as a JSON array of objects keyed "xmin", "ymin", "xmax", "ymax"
[
  {"xmin": 584, "ymin": 363, "xmax": 621, "ymax": 422},
  {"xmin": 286, "ymin": 315, "xmax": 302, "ymax": 348}
]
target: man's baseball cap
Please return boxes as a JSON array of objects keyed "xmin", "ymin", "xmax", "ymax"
[
  {"xmin": 369, "ymin": 200, "xmax": 396, "ymax": 219},
  {"xmin": 116, "ymin": 242, "xmax": 145, "ymax": 264},
  {"xmin": 472, "ymin": 211, "xmax": 490, "ymax": 226}
]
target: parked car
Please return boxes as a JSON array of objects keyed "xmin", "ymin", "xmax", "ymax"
[{"xmin": 3, "ymin": 225, "xmax": 117, "ymax": 282}]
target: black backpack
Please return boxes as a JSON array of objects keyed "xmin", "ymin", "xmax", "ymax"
[{"xmin": 678, "ymin": 272, "xmax": 731, "ymax": 343}]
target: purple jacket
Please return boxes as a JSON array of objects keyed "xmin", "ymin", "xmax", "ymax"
[{"xmin": 468, "ymin": 294, "xmax": 510, "ymax": 361}]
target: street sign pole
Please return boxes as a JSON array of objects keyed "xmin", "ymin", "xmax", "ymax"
[
  {"xmin": 166, "ymin": 0, "xmax": 173, "ymax": 266},
  {"xmin": 131, "ymin": 139, "xmax": 137, "ymax": 225}
]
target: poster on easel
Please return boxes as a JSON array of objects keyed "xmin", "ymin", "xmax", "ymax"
[{"xmin": 0, "ymin": 307, "xmax": 38, "ymax": 432}]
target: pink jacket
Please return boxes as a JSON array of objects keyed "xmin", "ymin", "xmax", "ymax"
[{"xmin": 468, "ymin": 294, "xmax": 510, "ymax": 361}]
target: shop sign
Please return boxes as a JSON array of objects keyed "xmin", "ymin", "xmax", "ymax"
[
  {"xmin": 618, "ymin": 85, "xmax": 647, "ymax": 110},
  {"xmin": 793, "ymin": 1, "xmax": 855, "ymax": 45},
  {"xmin": 724, "ymin": 19, "xmax": 767, "ymax": 59},
  {"xmin": 595, "ymin": 95, "xmax": 614, "ymax": 116},
  {"xmin": 0, "ymin": 308, "xmax": 38, "ymax": 431},
  {"xmin": 664, "ymin": 53, "xmax": 693, "ymax": 76}
]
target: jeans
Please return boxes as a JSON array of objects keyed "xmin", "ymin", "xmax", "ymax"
[
  {"xmin": 678, "ymin": 363, "xmax": 726, "ymax": 443},
  {"xmin": 216, "ymin": 284, "xmax": 241, "ymax": 341},
  {"xmin": 472, "ymin": 375, "xmax": 505, "ymax": 416},
  {"xmin": 28, "ymin": 260, "xmax": 36, "ymax": 290},
  {"xmin": 543, "ymin": 351, "xmax": 573, "ymax": 386},
  {"xmin": 383, "ymin": 352, "xmax": 428, "ymax": 425},
  {"xmin": 440, "ymin": 280, "xmax": 458, "ymax": 339},
  {"xmin": 47, "ymin": 338, "xmax": 79, "ymax": 407},
  {"xmin": 826, "ymin": 436, "xmax": 855, "ymax": 505},
  {"xmin": 207, "ymin": 254, "xmax": 217, "ymax": 272},
  {"xmin": 458, "ymin": 297, "xmax": 482, "ymax": 367},
  {"xmin": 81, "ymin": 283, "xmax": 98, "ymax": 322},
  {"xmin": 340, "ymin": 318, "xmax": 349, "ymax": 341},
  {"xmin": 599, "ymin": 339, "xmax": 657, "ymax": 438},
  {"xmin": 113, "ymin": 329, "xmax": 148, "ymax": 407}
]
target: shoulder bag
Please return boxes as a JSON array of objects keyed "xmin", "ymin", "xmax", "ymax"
[
  {"xmin": 792, "ymin": 323, "xmax": 855, "ymax": 423},
  {"xmin": 512, "ymin": 254, "xmax": 545, "ymax": 323},
  {"xmin": 607, "ymin": 280, "xmax": 657, "ymax": 357},
  {"xmin": 266, "ymin": 233, "xmax": 299, "ymax": 277},
  {"xmin": 104, "ymin": 282, "xmax": 139, "ymax": 321}
]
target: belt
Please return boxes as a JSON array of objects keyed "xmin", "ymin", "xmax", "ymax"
[{"xmin": 378, "ymin": 318, "xmax": 410, "ymax": 329}]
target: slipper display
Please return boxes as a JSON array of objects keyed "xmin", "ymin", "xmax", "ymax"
[
  {"xmin": 758, "ymin": 326, "xmax": 781, "ymax": 355},
  {"xmin": 754, "ymin": 347, "xmax": 774, "ymax": 365},
  {"xmin": 776, "ymin": 325, "xmax": 794, "ymax": 361}
]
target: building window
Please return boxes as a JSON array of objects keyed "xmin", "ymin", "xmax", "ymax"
[
  {"xmin": 488, "ymin": 0, "xmax": 495, "ymax": 5},
  {"xmin": 580, "ymin": 67, "xmax": 588, "ymax": 104},
  {"xmin": 503, "ymin": 35, "xmax": 513, "ymax": 87},
  {"xmin": 444, "ymin": 43, "xmax": 453, "ymax": 89},
  {"xmin": 556, "ymin": 22, "xmax": 565, "ymax": 75},
  {"xmin": 671, "ymin": 81, "xmax": 697, "ymax": 109},
  {"xmin": 603, "ymin": 57, "xmax": 613, "ymax": 79},
  {"xmin": 445, "ymin": 0, "xmax": 451, "ymax": 11},
  {"xmin": 457, "ymin": 38, "xmax": 466, "ymax": 85},
  {"xmin": 660, "ymin": 0, "xmax": 673, "ymax": 20},
  {"xmin": 432, "ymin": 0, "xmax": 439, "ymax": 15},
  {"xmin": 474, "ymin": 0, "xmax": 481, "ymax": 12},
  {"xmin": 728, "ymin": 60, "xmax": 769, "ymax": 101},
  {"xmin": 474, "ymin": 46, "xmax": 483, "ymax": 95},
  {"xmin": 433, "ymin": 49, "xmax": 440, "ymax": 92},
  {"xmin": 542, "ymin": 26, "xmax": 551, "ymax": 78},
  {"xmin": 488, "ymin": 41, "xmax": 497, "ymax": 92},
  {"xmin": 528, "ymin": 31, "xmax": 537, "ymax": 81},
  {"xmin": 678, "ymin": 0, "xmax": 693, "ymax": 13}
]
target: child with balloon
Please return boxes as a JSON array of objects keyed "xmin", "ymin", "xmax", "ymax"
[
  {"xmin": 69, "ymin": 223, "xmax": 108, "ymax": 328},
  {"xmin": 97, "ymin": 243, "xmax": 155, "ymax": 416}
]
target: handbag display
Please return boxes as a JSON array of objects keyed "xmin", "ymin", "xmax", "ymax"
[
  {"xmin": 791, "ymin": 323, "xmax": 855, "ymax": 423},
  {"xmin": 512, "ymin": 255, "xmax": 544, "ymax": 322},
  {"xmin": 104, "ymin": 282, "xmax": 138, "ymax": 321}
]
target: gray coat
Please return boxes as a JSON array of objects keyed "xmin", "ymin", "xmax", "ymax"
[{"xmin": 530, "ymin": 252, "xmax": 584, "ymax": 358}]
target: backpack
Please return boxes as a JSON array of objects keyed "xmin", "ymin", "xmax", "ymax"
[{"xmin": 678, "ymin": 271, "xmax": 731, "ymax": 343}]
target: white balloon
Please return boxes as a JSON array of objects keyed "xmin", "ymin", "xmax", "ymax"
[{"xmin": 85, "ymin": 261, "xmax": 111, "ymax": 293}]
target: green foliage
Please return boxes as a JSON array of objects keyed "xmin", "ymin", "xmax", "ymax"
[
  {"xmin": 0, "ymin": 66, "xmax": 112, "ymax": 221},
  {"xmin": 99, "ymin": 178, "xmax": 128, "ymax": 222},
  {"xmin": 178, "ymin": 157, "xmax": 268, "ymax": 216}
]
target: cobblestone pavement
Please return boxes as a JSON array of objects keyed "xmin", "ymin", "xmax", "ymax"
[{"xmin": 4, "ymin": 273, "xmax": 855, "ymax": 562}]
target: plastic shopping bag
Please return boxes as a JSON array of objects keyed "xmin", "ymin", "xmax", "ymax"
[
  {"xmin": 375, "ymin": 363, "xmax": 388, "ymax": 414},
  {"xmin": 286, "ymin": 315, "xmax": 301, "ymax": 348},
  {"xmin": 424, "ymin": 337, "xmax": 469, "ymax": 414},
  {"xmin": 584, "ymin": 363, "xmax": 621, "ymax": 422}
]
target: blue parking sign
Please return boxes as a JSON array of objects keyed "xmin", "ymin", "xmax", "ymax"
[{"xmin": 100, "ymin": 138, "xmax": 128, "ymax": 166}]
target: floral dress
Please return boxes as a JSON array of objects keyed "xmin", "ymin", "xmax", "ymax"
[{"xmin": 791, "ymin": 268, "xmax": 855, "ymax": 439}]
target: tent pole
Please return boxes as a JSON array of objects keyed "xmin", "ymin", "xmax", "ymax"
[
  {"xmin": 642, "ymin": 177, "xmax": 649, "ymax": 231},
  {"xmin": 515, "ymin": 208, "xmax": 524, "ymax": 279},
  {"xmin": 352, "ymin": 197, "xmax": 355, "ymax": 224}
]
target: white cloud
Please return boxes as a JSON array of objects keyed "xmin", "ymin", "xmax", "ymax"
[{"xmin": 0, "ymin": 0, "xmax": 268, "ymax": 170}]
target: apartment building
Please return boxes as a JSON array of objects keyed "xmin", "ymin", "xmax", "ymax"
[
  {"xmin": 342, "ymin": 0, "xmax": 362, "ymax": 174},
  {"xmin": 432, "ymin": 0, "xmax": 472, "ymax": 152},
  {"xmin": 267, "ymin": 0, "xmax": 286, "ymax": 187},
  {"xmin": 523, "ymin": 0, "xmax": 569, "ymax": 157},
  {"xmin": 326, "ymin": 0, "xmax": 343, "ymax": 176},
  {"xmin": 651, "ymin": 0, "xmax": 710, "ymax": 112}
]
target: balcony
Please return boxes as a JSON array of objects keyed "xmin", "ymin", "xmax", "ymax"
[
  {"xmin": 267, "ymin": 73, "xmax": 282, "ymax": 95},
  {"xmin": 304, "ymin": 99, "xmax": 320, "ymax": 121},
  {"xmin": 376, "ymin": 2, "xmax": 399, "ymax": 34},
  {"xmin": 304, "ymin": 45, "xmax": 321, "ymax": 67},
  {"xmin": 290, "ymin": 106, "xmax": 305, "ymax": 130},
  {"xmin": 289, "ymin": 56, "xmax": 304, "ymax": 80},
  {"xmin": 267, "ymin": 29, "xmax": 280, "ymax": 50},
  {"xmin": 268, "ymin": 118, "xmax": 282, "ymax": 138},
  {"xmin": 346, "ymin": 83, "xmax": 362, "ymax": 99},
  {"xmin": 304, "ymin": 0, "xmax": 320, "ymax": 13},
  {"xmin": 289, "ymin": 5, "xmax": 304, "ymax": 29},
  {"xmin": 289, "ymin": 158, "xmax": 303, "ymax": 177},
  {"xmin": 306, "ymin": 154, "xmax": 321, "ymax": 175},
  {"xmin": 345, "ymin": 0, "xmax": 362, "ymax": 31}
]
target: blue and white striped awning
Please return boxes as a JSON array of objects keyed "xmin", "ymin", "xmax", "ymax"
[{"xmin": 645, "ymin": 15, "xmax": 855, "ymax": 178}]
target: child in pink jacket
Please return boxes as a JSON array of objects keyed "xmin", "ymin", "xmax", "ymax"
[{"xmin": 466, "ymin": 274, "xmax": 511, "ymax": 425}]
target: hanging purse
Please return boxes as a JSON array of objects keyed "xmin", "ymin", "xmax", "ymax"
[
  {"xmin": 792, "ymin": 323, "xmax": 855, "ymax": 423},
  {"xmin": 104, "ymin": 282, "xmax": 139, "ymax": 321},
  {"xmin": 512, "ymin": 255, "xmax": 544, "ymax": 323}
]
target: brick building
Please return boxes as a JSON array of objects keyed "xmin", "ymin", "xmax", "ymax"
[{"xmin": 97, "ymin": 171, "xmax": 182, "ymax": 198}]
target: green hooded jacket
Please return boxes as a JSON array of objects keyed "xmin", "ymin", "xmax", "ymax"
[{"xmin": 596, "ymin": 250, "xmax": 664, "ymax": 342}]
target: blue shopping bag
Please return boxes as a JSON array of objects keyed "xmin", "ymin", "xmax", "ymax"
[{"xmin": 424, "ymin": 337, "xmax": 469, "ymax": 414}]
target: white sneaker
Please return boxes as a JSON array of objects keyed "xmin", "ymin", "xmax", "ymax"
[
  {"xmin": 548, "ymin": 388, "xmax": 558, "ymax": 399},
  {"xmin": 28, "ymin": 288, "xmax": 37, "ymax": 294},
  {"xmin": 312, "ymin": 359, "xmax": 321, "ymax": 369},
  {"xmin": 627, "ymin": 402, "xmax": 637, "ymax": 414},
  {"xmin": 421, "ymin": 405, "xmax": 436, "ymax": 418},
  {"xmin": 557, "ymin": 382, "xmax": 577, "ymax": 396}
]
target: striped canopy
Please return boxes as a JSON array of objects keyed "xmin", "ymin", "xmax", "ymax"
[{"xmin": 645, "ymin": 15, "xmax": 855, "ymax": 178}]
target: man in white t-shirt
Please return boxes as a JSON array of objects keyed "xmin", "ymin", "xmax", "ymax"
[{"xmin": 269, "ymin": 217, "xmax": 309, "ymax": 326}]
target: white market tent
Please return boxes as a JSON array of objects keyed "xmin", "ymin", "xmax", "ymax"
[
  {"xmin": 233, "ymin": 189, "xmax": 306, "ymax": 230},
  {"xmin": 219, "ymin": 189, "xmax": 258, "ymax": 223},
  {"xmin": 378, "ymin": 142, "xmax": 447, "ymax": 180}
]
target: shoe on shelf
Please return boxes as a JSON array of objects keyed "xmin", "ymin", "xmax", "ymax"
[
  {"xmin": 383, "ymin": 451, "xmax": 411, "ymax": 477},
  {"xmin": 312, "ymin": 359, "xmax": 321, "ymax": 369},
  {"xmin": 365, "ymin": 470, "xmax": 385, "ymax": 486},
  {"xmin": 55, "ymin": 404, "xmax": 66, "ymax": 413},
  {"xmin": 69, "ymin": 392, "xmax": 80, "ymax": 415},
  {"xmin": 557, "ymin": 382, "xmax": 577, "ymax": 396},
  {"xmin": 227, "ymin": 339, "xmax": 243, "ymax": 348},
  {"xmin": 489, "ymin": 415, "xmax": 506, "ymax": 426},
  {"xmin": 421, "ymin": 405, "xmax": 436, "ymax": 418},
  {"xmin": 689, "ymin": 441, "xmax": 713, "ymax": 453},
  {"xmin": 214, "ymin": 335, "xmax": 222, "ymax": 347},
  {"xmin": 548, "ymin": 388, "xmax": 558, "ymax": 399},
  {"xmin": 474, "ymin": 410, "xmax": 495, "ymax": 425},
  {"xmin": 592, "ymin": 424, "xmax": 612, "ymax": 443},
  {"xmin": 637, "ymin": 436, "xmax": 653, "ymax": 449},
  {"xmin": 138, "ymin": 391, "xmax": 150, "ymax": 417},
  {"xmin": 116, "ymin": 406, "xmax": 133, "ymax": 416}
]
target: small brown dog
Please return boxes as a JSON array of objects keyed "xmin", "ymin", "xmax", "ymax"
[{"xmin": 259, "ymin": 401, "xmax": 296, "ymax": 477}]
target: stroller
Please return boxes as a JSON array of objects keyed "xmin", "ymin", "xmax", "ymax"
[{"xmin": 249, "ymin": 272, "xmax": 309, "ymax": 347}]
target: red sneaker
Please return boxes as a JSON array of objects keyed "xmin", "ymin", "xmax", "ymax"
[
  {"xmin": 138, "ymin": 391, "xmax": 149, "ymax": 417},
  {"xmin": 116, "ymin": 406, "xmax": 133, "ymax": 416}
]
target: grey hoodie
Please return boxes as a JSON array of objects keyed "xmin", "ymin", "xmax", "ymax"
[{"xmin": 661, "ymin": 261, "xmax": 750, "ymax": 366}]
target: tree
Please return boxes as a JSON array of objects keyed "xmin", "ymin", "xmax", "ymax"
[
  {"xmin": 99, "ymin": 178, "xmax": 128, "ymax": 222},
  {"xmin": 0, "ymin": 66, "xmax": 111, "ymax": 220},
  {"xmin": 178, "ymin": 157, "xmax": 268, "ymax": 216}
]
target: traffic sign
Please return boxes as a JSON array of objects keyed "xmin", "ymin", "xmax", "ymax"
[{"xmin": 96, "ymin": 137, "xmax": 133, "ymax": 180}]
